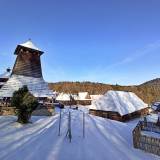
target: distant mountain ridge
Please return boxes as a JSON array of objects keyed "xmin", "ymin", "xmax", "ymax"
[
  {"xmin": 49, "ymin": 78, "xmax": 160, "ymax": 104},
  {"xmin": 141, "ymin": 78, "xmax": 160, "ymax": 86}
]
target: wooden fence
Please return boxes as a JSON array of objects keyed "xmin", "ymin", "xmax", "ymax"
[{"xmin": 133, "ymin": 121, "xmax": 160, "ymax": 156}]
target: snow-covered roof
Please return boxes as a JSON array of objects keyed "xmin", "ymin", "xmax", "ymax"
[
  {"xmin": 56, "ymin": 92, "xmax": 91, "ymax": 101},
  {"xmin": 90, "ymin": 95, "xmax": 103, "ymax": 100},
  {"xmin": 151, "ymin": 102, "xmax": 160, "ymax": 111},
  {"xmin": 152, "ymin": 102, "xmax": 160, "ymax": 106},
  {"xmin": 56, "ymin": 93, "xmax": 70, "ymax": 101},
  {"xmin": 0, "ymin": 69, "xmax": 11, "ymax": 79},
  {"xmin": 19, "ymin": 40, "xmax": 42, "ymax": 52},
  {"xmin": 78, "ymin": 92, "xmax": 91, "ymax": 100},
  {"xmin": 56, "ymin": 93, "xmax": 78, "ymax": 101},
  {"xmin": 90, "ymin": 90, "xmax": 148, "ymax": 116},
  {"xmin": 0, "ymin": 82, "xmax": 5, "ymax": 86},
  {"xmin": 0, "ymin": 74, "xmax": 55, "ymax": 98}
]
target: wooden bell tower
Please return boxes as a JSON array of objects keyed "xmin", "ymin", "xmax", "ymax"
[{"xmin": 12, "ymin": 40, "xmax": 44, "ymax": 78}]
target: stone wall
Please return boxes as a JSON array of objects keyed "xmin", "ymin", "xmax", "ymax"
[
  {"xmin": 133, "ymin": 121, "xmax": 160, "ymax": 156},
  {"xmin": 0, "ymin": 106, "xmax": 54, "ymax": 116},
  {"xmin": 0, "ymin": 107, "xmax": 16, "ymax": 115}
]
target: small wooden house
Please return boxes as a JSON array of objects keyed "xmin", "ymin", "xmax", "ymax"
[
  {"xmin": 56, "ymin": 92, "xmax": 92, "ymax": 106},
  {"xmin": 151, "ymin": 102, "xmax": 160, "ymax": 112},
  {"xmin": 77, "ymin": 92, "xmax": 91, "ymax": 105},
  {"xmin": 56, "ymin": 93, "xmax": 77, "ymax": 105},
  {"xmin": 89, "ymin": 90, "xmax": 149, "ymax": 122},
  {"xmin": 0, "ymin": 68, "xmax": 11, "ymax": 89}
]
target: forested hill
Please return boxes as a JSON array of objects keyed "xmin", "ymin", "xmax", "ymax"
[
  {"xmin": 140, "ymin": 78, "xmax": 160, "ymax": 86},
  {"xmin": 49, "ymin": 80, "xmax": 160, "ymax": 104}
]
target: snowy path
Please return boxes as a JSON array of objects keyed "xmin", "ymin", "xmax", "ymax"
[{"xmin": 0, "ymin": 110, "xmax": 159, "ymax": 160}]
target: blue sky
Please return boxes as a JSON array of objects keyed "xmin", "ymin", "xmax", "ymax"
[{"xmin": 0, "ymin": 0, "xmax": 160, "ymax": 85}]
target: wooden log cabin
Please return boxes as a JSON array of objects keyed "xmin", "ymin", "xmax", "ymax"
[
  {"xmin": 89, "ymin": 90, "xmax": 149, "ymax": 122},
  {"xmin": 56, "ymin": 92, "xmax": 92, "ymax": 106}
]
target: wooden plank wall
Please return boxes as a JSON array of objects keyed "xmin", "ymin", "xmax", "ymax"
[{"xmin": 12, "ymin": 51, "xmax": 42, "ymax": 78}]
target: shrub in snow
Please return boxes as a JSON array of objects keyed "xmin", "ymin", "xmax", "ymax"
[{"xmin": 11, "ymin": 85, "xmax": 38, "ymax": 123}]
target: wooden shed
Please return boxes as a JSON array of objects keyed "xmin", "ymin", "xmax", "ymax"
[
  {"xmin": 77, "ymin": 92, "xmax": 91, "ymax": 105},
  {"xmin": 56, "ymin": 92, "xmax": 92, "ymax": 106},
  {"xmin": 89, "ymin": 90, "xmax": 149, "ymax": 122}
]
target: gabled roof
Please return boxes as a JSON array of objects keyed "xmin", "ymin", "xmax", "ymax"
[
  {"xmin": 151, "ymin": 102, "xmax": 160, "ymax": 111},
  {"xmin": 90, "ymin": 95, "xmax": 103, "ymax": 100},
  {"xmin": 56, "ymin": 93, "xmax": 71, "ymax": 101},
  {"xmin": 90, "ymin": 90, "xmax": 148, "ymax": 116},
  {"xmin": 56, "ymin": 92, "xmax": 92, "ymax": 101},
  {"xmin": 0, "ymin": 68, "xmax": 11, "ymax": 79},
  {"xmin": 78, "ymin": 92, "xmax": 91, "ymax": 100}
]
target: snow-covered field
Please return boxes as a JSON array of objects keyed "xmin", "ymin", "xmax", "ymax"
[{"xmin": 0, "ymin": 108, "xmax": 159, "ymax": 160}]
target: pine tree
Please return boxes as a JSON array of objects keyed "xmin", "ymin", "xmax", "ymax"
[{"xmin": 11, "ymin": 85, "xmax": 38, "ymax": 124}]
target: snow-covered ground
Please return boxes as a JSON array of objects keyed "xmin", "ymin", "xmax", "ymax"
[
  {"xmin": 141, "ymin": 131, "xmax": 160, "ymax": 139},
  {"xmin": 0, "ymin": 108, "xmax": 159, "ymax": 160}
]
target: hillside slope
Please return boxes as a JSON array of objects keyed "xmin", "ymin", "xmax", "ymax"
[
  {"xmin": 49, "ymin": 80, "xmax": 160, "ymax": 104},
  {"xmin": 141, "ymin": 78, "xmax": 160, "ymax": 86}
]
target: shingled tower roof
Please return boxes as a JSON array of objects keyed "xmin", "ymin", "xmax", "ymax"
[{"xmin": 14, "ymin": 40, "xmax": 44, "ymax": 55}]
